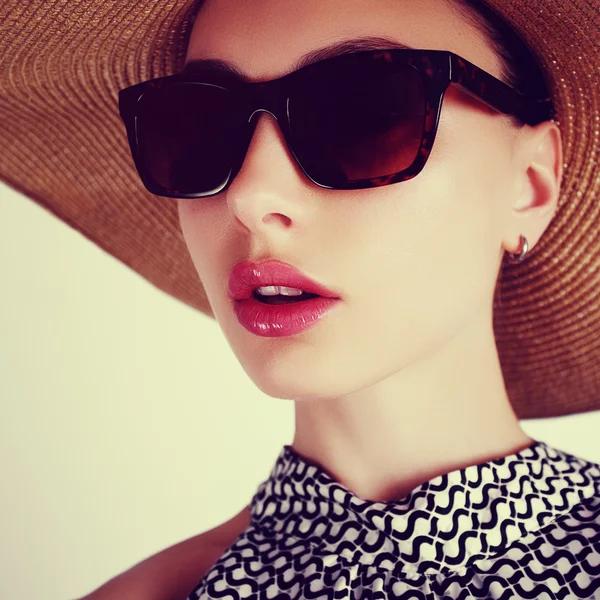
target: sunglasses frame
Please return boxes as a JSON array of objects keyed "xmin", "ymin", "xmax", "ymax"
[{"xmin": 118, "ymin": 48, "xmax": 554, "ymax": 199}]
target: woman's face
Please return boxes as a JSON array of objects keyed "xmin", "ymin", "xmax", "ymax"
[{"xmin": 178, "ymin": 0, "xmax": 524, "ymax": 401}]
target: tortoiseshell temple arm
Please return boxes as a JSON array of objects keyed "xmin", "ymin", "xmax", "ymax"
[{"xmin": 450, "ymin": 52, "xmax": 554, "ymax": 125}]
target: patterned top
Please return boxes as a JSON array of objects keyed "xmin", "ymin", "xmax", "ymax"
[{"xmin": 186, "ymin": 439, "xmax": 600, "ymax": 599}]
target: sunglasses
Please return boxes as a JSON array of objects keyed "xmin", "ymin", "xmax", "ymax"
[{"xmin": 118, "ymin": 48, "xmax": 553, "ymax": 199}]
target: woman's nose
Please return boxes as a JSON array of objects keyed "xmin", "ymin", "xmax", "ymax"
[{"xmin": 225, "ymin": 111, "xmax": 315, "ymax": 233}]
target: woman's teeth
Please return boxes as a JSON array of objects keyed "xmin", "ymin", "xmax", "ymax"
[
  {"xmin": 256, "ymin": 286, "xmax": 304, "ymax": 296},
  {"xmin": 253, "ymin": 286, "xmax": 320, "ymax": 304}
]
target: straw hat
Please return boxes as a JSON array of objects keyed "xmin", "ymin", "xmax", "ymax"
[{"xmin": 1, "ymin": 1, "xmax": 599, "ymax": 419}]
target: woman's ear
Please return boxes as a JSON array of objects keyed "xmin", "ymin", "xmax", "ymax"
[{"xmin": 503, "ymin": 120, "xmax": 564, "ymax": 255}]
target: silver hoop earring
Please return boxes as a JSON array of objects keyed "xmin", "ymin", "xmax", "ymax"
[{"xmin": 506, "ymin": 235, "xmax": 529, "ymax": 264}]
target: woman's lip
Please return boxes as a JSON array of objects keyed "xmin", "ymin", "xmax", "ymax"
[
  {"xmin": 228, "ymin": 259, "xmax": 341, "ymax": 301},
  {"xmin": 233, "ymin": 295, "xmax": 341, "ymax": 337}
]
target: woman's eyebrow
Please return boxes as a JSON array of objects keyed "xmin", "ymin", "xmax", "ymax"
[{"xmin": 183, "ymin": 35, "xmax": 414, "ymax": 80}]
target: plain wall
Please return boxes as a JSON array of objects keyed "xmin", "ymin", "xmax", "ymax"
[{"xmin": 1, "ymin": 180, "xmax": 599, "ymax": 600}]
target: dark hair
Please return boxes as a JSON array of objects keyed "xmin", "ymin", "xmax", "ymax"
[{"xmin": 449, "ymin": 0, "xmax": 553, "ymax": 127}]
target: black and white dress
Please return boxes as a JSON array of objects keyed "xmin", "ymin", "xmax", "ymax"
[{"xmin": 186, "ymin": 439, "xmax": 600, "ymax": 599}]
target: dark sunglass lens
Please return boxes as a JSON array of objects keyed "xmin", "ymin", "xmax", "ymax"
[
  {"xmin": 289, "ymin": 62, "xmax": 425, "ymax": 185},
  {"xmin": 135, "ymin": 83, "xmax": 235, "ymax": 195}
]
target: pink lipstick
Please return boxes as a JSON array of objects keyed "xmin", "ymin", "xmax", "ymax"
[{"xmin": 228, "ymin": 260, "xmax": 342, "ymax": 337}]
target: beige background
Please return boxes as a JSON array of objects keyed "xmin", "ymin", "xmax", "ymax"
[{"xmin": 1, "ymin": 180, "xmax": 599, "ymax": 600}]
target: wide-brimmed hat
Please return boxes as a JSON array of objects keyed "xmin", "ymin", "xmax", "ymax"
[{"xmin": 1, "ymin": 1, "xmax": 599, "ymax": 419}]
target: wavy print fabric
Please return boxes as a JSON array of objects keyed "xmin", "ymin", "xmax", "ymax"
[{"xmin": 186, "ymin": 439, "xmax": 600, "ymax": 599}]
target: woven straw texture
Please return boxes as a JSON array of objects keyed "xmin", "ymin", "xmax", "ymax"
[{"xmin": 0, "ymin": 0, "xmax": 599, "ymax": 418}]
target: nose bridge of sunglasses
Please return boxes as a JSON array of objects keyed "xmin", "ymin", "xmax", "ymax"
[
  {"xmin": 243, "ymin": 109, "xmax": 291, "ymax": 160},
  {"xmin": 248, "ymin": 107, "xmax": 279, "ymax": 125},
  {"xmin": 245, "ymin": 77, "xmax": 284, "ymax": 118},
  {"xmin": 232, "ymin": 104, "xmax": 315, "ymax": 187},
  {"xmin": 236, "ymin": 78, "xmax": 285, "ymax": 145}
]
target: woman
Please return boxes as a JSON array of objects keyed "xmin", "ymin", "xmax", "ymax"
[{"xmin": 1, "ymin": 0, "xmax": 599, "ymax": 598}]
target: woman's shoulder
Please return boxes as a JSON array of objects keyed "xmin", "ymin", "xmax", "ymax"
[{"xmin": 76, "ymin": 503, "xmax": 251, "ymax": 600}]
